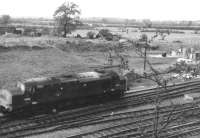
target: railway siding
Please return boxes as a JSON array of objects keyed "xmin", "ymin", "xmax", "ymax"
[{"xmin": 1, "ymin": 79, "xmax": 200, "ymax": 138}]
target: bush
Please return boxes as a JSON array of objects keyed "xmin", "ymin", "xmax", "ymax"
[
  {"xmin": 104, "ymin": 33, "xmax": 113, "ymax": 41},
  {"xmin": 98, "ymin": 29, "xmax": 113, "ymax": 41},
  {"xmin": 87, "ymin": 31, "xmax": 95, "ymax": 39},
  {"xmin": 139, "ymin": 34, "xmax": 148, "ymax": 42},
  {"xmin": 98, "ymin": 29, "xmax": 110, "ymax": 36},
  {"xmin": 150, "ymin": 45, "xmax": 159, "ymax": 50},
  {"xmin": 76, "ymin": 34, "xmax": 82, "ymax": 38}
]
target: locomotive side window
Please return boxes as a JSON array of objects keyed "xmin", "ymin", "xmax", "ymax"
[
  {"xmin": 31, "ymin": 87, "xmax": 35, "ymax": 94},
  {"xmin": 37, "ymin": 85, "xmax": 44, "ymax": 89},
  {"xmin": 25, "ymin": 86, "xmax": 36, "ymax": 95}
]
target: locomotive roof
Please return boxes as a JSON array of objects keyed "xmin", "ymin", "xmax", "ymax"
[{"xmin": 22, "ymin": 71, "xmax": 118, "ymax": 86}]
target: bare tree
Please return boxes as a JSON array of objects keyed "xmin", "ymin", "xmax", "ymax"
[
  {"xmin": 135, "ymin": 47, "xmax": 173, "ymax": 138},
  {"xmin": 54, "ymin": 1, "xmax": 81, "ymax": 37},
  {"xmin": 123, "ymin": 36, "xmax": 179, "ymax": 138}
]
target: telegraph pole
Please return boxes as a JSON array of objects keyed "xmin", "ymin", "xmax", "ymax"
[
  {"xmin": 144, "ymin": 45, "xmax": 147, "ymax": 72},
  {"xmin": 143, "ymin": 38, "xmax": 148, "ymax": 74}
]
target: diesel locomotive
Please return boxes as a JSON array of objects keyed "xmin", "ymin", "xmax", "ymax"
[{"xmin": 0, "ymin": 70, "xmax": 127, "ymax": 113}]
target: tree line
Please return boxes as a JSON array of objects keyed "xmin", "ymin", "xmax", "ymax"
[{"xmin": 0, "ymin": 1, "xmax": 82, "ymax": 38}]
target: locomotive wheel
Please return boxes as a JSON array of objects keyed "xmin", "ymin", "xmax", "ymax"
[
  {"xmin": 45, "ymin": 106, "xmax": 57, "ymax": 114},
  {"xmin": 119, "ymin": 90, "xmax": 125, "ymax": 96}
]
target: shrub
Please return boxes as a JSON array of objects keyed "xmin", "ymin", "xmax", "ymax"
[
  {"xmin": 98, "ymin": 29, "xmax": 113, "ymax": 41},
  {"xmin": 87, "ymin": 31, "xmax": 95, "ymax": 39},
  {"xmin": 139, "ymin": 34, "xmax": 148, "ymax": 42},
  {"xmin": 98, "ymin": 29, "xmax": 110, "ymax": 36},
  {"xmin": 150, "ymin": 45, "xmax": 159, "ymax": 50}
]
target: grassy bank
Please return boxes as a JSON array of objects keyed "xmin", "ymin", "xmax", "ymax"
[{"xmin": 0, "ymin": 35, "xmax": 179, "ymax": 88}]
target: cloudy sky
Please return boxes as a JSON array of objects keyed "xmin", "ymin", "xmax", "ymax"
[{"xmin": 0, "ymin": 0, "xmax": 200, "ymax": 20}]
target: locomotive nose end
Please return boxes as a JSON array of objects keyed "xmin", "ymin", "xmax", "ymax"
[{"xmin": 0, "ymin": 89, "xmax": 12, "ymax": 112}]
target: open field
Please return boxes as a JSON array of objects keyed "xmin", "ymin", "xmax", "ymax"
[
  {"xmin": 0, "ymin": 37, "xmax": 113, "ymax": 88},
  {"xmin": 73, "ymin": 27, "xmax": 200, "ymax": 50},
  {"xmin": 0, "ymin": 28, "xmax": 200, "ymax": 88}
]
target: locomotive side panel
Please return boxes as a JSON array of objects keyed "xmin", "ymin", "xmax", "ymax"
[
  {"xmin": 34, "ymin": 84, "xmax": 62, "ymax": 103},
  {"xmin": 53, "ymin": 81, "xmax": 79, "ymax": 100},
  {"xmin": 78, "ymin": 78, "xmax": 110, "ymax": 97},
  {"xmin": 26, "ymin": 74, "xmax": 123, "ymax": 105}
]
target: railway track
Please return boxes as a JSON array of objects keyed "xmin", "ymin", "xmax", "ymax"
[
  {"xmin": 0, "ymin": 78, "xmax": 199, "ymax": 121},
  {"xmin": 110, "ymin": 118, "xmax": 200, "ymax": 138},
  {"xmin": 131, "ymin": 118, "xmax": 200, "ymax": 138},
  {"xmin": 64, "ymin": 105, "xmax": 200, "ymax": 138},
  {"xmin": 1, "ymin": 79, "xmax": 200, "ymax": 122},
  {"xmin": 1, "ymin": 79, "xmax": 200, "ymax": 138},
  {"xmin": 162, "ymin": 123, "xmax": 200, "ymax": 138},
  {"xmin": 2, "ymin": 101, "xmax": 200, "ymax": 138}
]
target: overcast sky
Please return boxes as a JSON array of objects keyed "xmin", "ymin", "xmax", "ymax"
[{"xmin": 0, "ymin": 0, "xmax": 200, "ymax": 21}]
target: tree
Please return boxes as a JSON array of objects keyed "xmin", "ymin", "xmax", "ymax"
[
  {"xmin": 54, "ymin": 1, "xmax": 81, "ymax": 37},
  {"xmin": 0, "ymin": 15, "xmax": 11, "ymax": 25},
  {"xmin": 143, "ymin": 19, "xmax": 152, "ymax": 28},
  {"xmin": 101, "ymin": 18, "xmax": 108, "ymax": 24},
  {"xmin": 187, "ymin": 21, "xmax": 193, "ymax": 26},
  {"xmin": 130, "ymin": 40, "xmax": 175, "ymax": 138}
]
